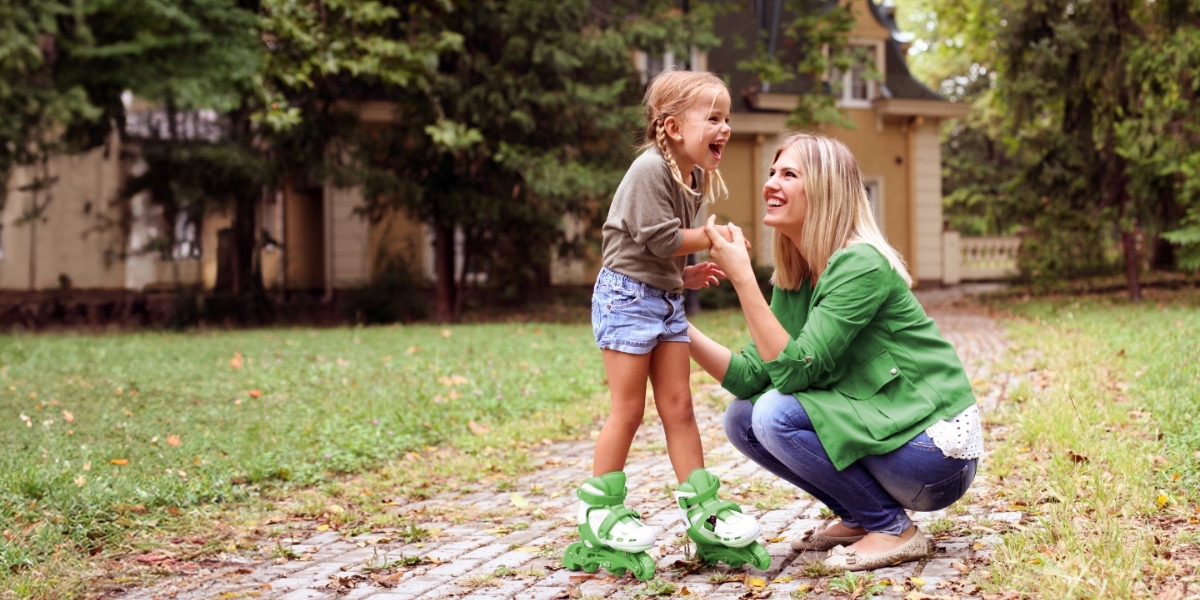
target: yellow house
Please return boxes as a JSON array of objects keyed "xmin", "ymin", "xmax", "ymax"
[
  {"xmin": 0, "ymin": 0, "xmax": 966, "ymax": 297},
  {"xmin": 703, "ymin": 0, "xmax": 968, "ymax": 285}
]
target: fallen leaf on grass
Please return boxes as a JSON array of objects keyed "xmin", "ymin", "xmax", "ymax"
[
  {"xmin": 110, "ymin": 458, "xmax": 129, "ymax": 466},
  {"xmin": 440, "ymin": 329, "xmax": 452, "ymax": 338},
  {"xmin": 75, "ymin": 475, "xmax": 86, "ymax": 487},
  {"xmin": 167, "ymin": 435, "xmax": 182, "ymax": 447},
  {"xmin": 62, "ymin": 410, "xmax": 74, "ymax": 423},
  {"xmin": 468, "ymin": 421, "xmax": 489, "ymax": 435},
  {"xmin": 136, "ymin": 553, "xmax": 173, "ymax": 563},
  {"xmin": 439, "ymin": 375, "xmax": 469, "ymax": 386},
  {"xmin": 230, "ymin": 352, "xmax": 243, "ymax": 370},
  {"xmin": 249, "ymin": 390, "xmax": 262, "ymax": 398}
]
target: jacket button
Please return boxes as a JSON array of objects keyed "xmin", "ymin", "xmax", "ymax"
[
  {"xmin": 890, "ymin": 368, "xmax": 898, "ymax": 375},
  {"xmin": 804, "ymin": 356, "xmax": 813, "ymax": 364}
]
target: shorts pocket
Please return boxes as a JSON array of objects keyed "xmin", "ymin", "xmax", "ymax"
[
  {"xmin": 602, "ymin": 283, "xmax": 641, "ymax": 313},
  {"xmin": 908, "ymin": 463, "xmax": 975, "ymax": 511}
]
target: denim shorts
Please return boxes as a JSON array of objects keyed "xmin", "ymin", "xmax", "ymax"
[{"xmin": 592, "ymin": 268, "xmax": 689, "ymax": 354}]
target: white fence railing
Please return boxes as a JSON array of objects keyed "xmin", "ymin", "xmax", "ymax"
[{"xmin": 943, "ymin": 231, "xmax": 1021, "ymax": 284}]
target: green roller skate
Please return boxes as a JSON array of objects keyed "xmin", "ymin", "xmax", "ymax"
[
  {"xmin": 673, "ymin": 468, "xmax": 772, "ymax": 570},
  {"xmin": 561, "ymin": 471, "xmax": 658, "ymax": 580}
]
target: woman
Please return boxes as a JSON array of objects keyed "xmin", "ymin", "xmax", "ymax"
[{"xmin": 687, "ymin": 133, "xmax": 982, "ymax": 571}]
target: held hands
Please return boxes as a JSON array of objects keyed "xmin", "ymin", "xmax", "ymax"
[
  {"xmin": 703, "ymin": 214, "xmax": 754, "ymax": 283},
  {"xmin": 683, "ymin": 261, "xmax": 726, "ymax": 290}
]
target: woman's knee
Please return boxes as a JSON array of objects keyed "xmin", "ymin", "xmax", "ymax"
[
  {"xmin": 750, "ymin": 389, "xmax": 812, "ymax": 437},
  {"xmin": 723, "ymin": 399, "xmax": 755, "ymax": 449}
]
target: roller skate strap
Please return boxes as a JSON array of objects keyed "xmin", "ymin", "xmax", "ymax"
[
  {"xmin": 597, "ymin": 506, "xmax": 641, "ymax": 539},
  {"xmin": 672, "ymin": 490, "xmax": 742, "ymax": 528},
  {"xmin": 576, "ymin": 487, "xmax": 626, "ymax": 506}
]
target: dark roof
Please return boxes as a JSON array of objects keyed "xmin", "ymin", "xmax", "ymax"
[
  {"xmin": 865, "ymin": 0, "xmax": 944, "ymax": 101},
  {"xmin": 707, "ymin": 0, "xmax": 946, "ymax": 111}
]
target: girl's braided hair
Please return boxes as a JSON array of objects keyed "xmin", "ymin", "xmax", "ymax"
[{"xmin": 640, "ymin": 70, "xmax": 729, "ymax": 204}]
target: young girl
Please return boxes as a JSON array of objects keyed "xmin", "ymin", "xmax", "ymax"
[{"xmin": 562, "ymin": 71, "xmax": 770, "ymax": 580}]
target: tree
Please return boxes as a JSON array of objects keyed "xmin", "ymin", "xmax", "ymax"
[
  {"xmin": 907, "ymin": 0, "xmax": 1200, "ymax": 298},
  {"xmin": 345, "ymin": 0, "xmax": 719, "ymax": 322},
  {"xmin": 736, "ymin": 0, "xmax": 860, "ymax": 129}
]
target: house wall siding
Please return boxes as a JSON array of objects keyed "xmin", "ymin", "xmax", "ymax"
[
  {"xmin": 911, "ymin": 121, "xmax": 943, "ymax": 283},
  {"xmin": 0, "ymin": 137, "xmax": 127, "ymax": 290},
  {"xmin": 325, "ymin": 183, "xmax": 369, "ymax": 288}
]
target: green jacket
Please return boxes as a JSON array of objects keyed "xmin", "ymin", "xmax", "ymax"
[{"xmin": 721, "ymin": 243, "xmax": 976, "ymax": 471}]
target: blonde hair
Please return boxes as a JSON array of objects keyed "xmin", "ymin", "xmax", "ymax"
[
  {"xmin": 770, "ymin": 133, "xmax": 912, "ymax": 290},
  {"xmin": 639, "ymin": 70, "xmax": 729, "ymax": 204}
]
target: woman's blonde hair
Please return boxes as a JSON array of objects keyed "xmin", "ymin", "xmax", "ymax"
[
  {"xmin": 640, "ymin": 70, "xmax": 729, "ymax": 204},
  {"xmin": 770, "ymin": 133, "xmax": 912, "ymax": 290}
]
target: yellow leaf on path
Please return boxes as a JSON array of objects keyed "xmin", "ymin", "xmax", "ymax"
[
  {"xmin": 62, "ymin": 410, "xmax": 74, "ymax": 423},
  {"xmin": 167, "ymin": 435, "xmax": 182, "ymax": 447},
  {"xmin": 110, "ymin": 458, "xmax": 129, "ymax": 466},
  {"xmin": 773, "ymin": 576, "xmax": 792, "ymax": 583},
  {"xmin": 326, "ymin": 504, "xmax": 344, "ymax": 514},
  {"xmin": 767, "ymin": 536, "xmax": 787, "ymax": 543},
  {"xmin": 515, "ymin": 546, "xmax": 540, "ymax": 552},
  {"xmin": 468, "ymin": 421, "xmax": 489, "ymax": 435},
  {"xmin": 745, "ymin": 577, "xmax": 768, "ymax": 589},
  {"xmin": 679, "ymin": 587, "xmax": 692, "ymax": 595},
  {"xmin": 510, "ymin": 493, "xmax": 530, "ymax": 509},
  {"xmin": 316, "ymin": 524, "xmax": 330, "ymax": 531},
  {"xmin": 951, "ymin": 562, "xmax": 970, "ymax": 573},
  {"xmin": 909, "ymin": 577, "xmax": 925, "ymax": 587}
]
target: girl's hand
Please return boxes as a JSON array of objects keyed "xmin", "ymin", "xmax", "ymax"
[
  {"xmin": 703, "ymin": 215, "xmax": 754, "ymax": 283},
  {"xmin": 683, "ymin": 261, "xmax": 726, "ymax": 290}
]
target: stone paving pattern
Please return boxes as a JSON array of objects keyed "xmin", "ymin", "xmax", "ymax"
[{"xmin": 123, "ymin": 293, "xmax": 1022, "ymax": 600}]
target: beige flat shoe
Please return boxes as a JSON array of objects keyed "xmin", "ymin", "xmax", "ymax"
[
  {"xmin": 822, "ymin": 528, "xmax": 930, "ymax": 571},
  {"xmin": 789, "ymin": 528, "xmax": 866, "ymax": 552}
]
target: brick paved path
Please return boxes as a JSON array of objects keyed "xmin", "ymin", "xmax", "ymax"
[{"xmin": 123, "ymin": 298, "xmax": 1021, "ymax": 600}]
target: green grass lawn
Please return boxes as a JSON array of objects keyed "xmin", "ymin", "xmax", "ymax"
[
  {"xmin": 0, "ymin": 311, "xmax": 752, "ymax": 597},
  {"xmin": 981, "ymin": 288, "xmax": 1200, "ymax": 598}
]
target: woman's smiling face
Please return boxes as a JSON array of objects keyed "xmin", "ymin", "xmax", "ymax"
[{"xmin": 762, "ymin": 150, "xmax": 808, "ymax": 240}]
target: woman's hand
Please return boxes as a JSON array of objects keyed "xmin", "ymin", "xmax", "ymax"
[
  {"xmin": 683, "ymin": 261, "xmax": 726, "ymax": 290},
  {"xmin": 703, "ymin": 215, "xmax": 755, "ymax": 287}
]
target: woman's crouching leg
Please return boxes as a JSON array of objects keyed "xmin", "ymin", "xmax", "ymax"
[
  {"xmin": 750, "ymin": 390, "xmax": 910, "ymax": 534},
  {"xmin": 859, "ymin": 433, "xmax": 978, "ymax": 513}
]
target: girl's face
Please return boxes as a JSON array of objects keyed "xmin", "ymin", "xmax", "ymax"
[
  {"xmin": 762, "ymin": 149, "xmax": 808, "ymax": 239},
  {"xmin": 668, "ymin": 86, "xmax": 731, "ymax": 174}
]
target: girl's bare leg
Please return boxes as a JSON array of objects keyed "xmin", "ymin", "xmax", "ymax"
[
  {"xmin": 648, "ymin": 341, "xmax": 704, "ymax": 482},
  {"xmin": 593, "ymin": 349, "xmax": 653, "ymax": 476}
]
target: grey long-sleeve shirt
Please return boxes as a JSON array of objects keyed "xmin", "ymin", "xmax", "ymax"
[{"xmin": 600, "ymin": 149, "xmax": 703, "ymax": 293}]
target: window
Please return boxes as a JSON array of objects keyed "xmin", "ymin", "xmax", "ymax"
[
  {"xmin": 171, "ymin": 212, "xmax": 200, "ymax": 260},
  {"xmin": 832, "ymin": 42, "xmax": 882, "ymax": 108},
  {"xmin": 864, "ymin": 178, "xmax": 884, "ymax": 232},
  {"xmin": 633, "ymin": 47, "xmax": 707, "ymax": 84}
]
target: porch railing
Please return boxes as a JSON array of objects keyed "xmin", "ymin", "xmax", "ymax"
[{"xmin": 943, "ymin": 231, "xmax": 1021, "ymax": 284}]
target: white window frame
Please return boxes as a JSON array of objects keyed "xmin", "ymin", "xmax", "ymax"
[
  {"xmin": 171, "ymin": 211, "xmax": 201, "ymax": 260},
  {"xmin": 830, "ymin": 39, "xmax": 884, "ymax": 109}
]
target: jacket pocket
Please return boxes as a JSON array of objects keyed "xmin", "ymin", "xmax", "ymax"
[{"xmin": 837, "ymin": 350, "xmax": 935, "ymax": 441}]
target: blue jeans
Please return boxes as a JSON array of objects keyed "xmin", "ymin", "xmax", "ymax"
[
  {"xmin": 592, "ymin": 268, "xmax": 689, "ymax": 355},
  {"xmin": 725, "ymin": 389, "xmax": 977, "ymax": 534}
]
